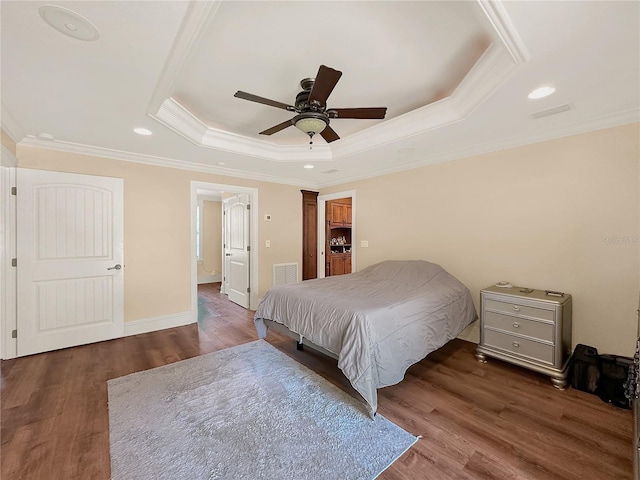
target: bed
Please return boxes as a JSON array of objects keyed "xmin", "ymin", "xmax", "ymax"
[{"xmin": 254, "ymin": 260, "xmax": 477, "ymax": 415}]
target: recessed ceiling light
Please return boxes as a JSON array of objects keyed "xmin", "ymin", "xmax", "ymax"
[
  {"xmin": 528, "ymin": 86, "xmax": 556, "ymax": 100},
  {"xmin": 38, "ymin": 5, "xmax": 100, "ymax": 41},
  {"xmin": 133, "ymin": 127, "xmax": 152, "ymax": 136},
  {"xmin": 217, "ymin": 162, "xmax": 226, "ymax": 166},
  {"xmin": 304, "ymin": 165, "xmax": 314, "ymax": 169}
]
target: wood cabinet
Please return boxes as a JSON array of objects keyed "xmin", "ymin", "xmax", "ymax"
[
  {"xmin": 329, "ymin": 253, "xmax": 351, "ymax": 276},
  {"xmin": 301, "ymin": 190, "xmax": 318, "ymax": 280},
  {"xmin": 476, "ymin": 284, "xmax": 572, "ymax": 389},
  {"xmin": 326, "ymin": 198, "xmax": 352, "ymax": 276},
  {"xmin": 329, "ymin": 201, "xmax": 351, "ymax": 227}
]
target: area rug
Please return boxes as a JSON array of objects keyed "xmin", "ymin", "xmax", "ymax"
[{"xmin": 108, "ymin": 340, "xmax": 417, "ymax": 479}]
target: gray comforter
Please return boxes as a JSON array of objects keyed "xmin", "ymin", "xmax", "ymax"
[{"xmin": 254, "ymin": 260, "xmax": 477, "ymax": 414}]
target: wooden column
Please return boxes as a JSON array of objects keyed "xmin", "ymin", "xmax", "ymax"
[{"xmin": 301, "ymin": 190, "xmax": 319, "ymax": 280}]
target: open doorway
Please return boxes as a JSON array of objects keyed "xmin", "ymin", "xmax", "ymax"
[
  {"xmin": 190, "ymin": 182, "xmax": 259, "ymax": 325},
  {"xmin": 196, "ymin": 192, "xmax": 223, "ymax": 286},
  {"xmin": 195, "ymin": 191, "xmax": 223, "ymax": 325},
  {"xmin": 316, "ymin": 190, "xmax": 356, "ymax": 279}
]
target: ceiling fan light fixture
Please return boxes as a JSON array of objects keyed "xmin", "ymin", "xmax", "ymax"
[{"xmin": 293, "ymin": 113, "xmax": 328, "ymax": 135}]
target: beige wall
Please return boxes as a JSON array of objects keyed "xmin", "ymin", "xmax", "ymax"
[
  {"xmin": 321, "ymin": 123, "xmax": 640, "ymax": 356},
  {"xmin": 17, "ymin": 146, "xmax": 303, "ymax": 322},
  {"xmin": 197, "ymin": 200, "xmax": 222, "ymax": 279},
  {"xmin": 15, "ymin": 123, "xmax": 639, "ymax": 355}
]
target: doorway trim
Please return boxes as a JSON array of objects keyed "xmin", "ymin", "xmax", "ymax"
[
  {"xmin": 316, "ymin": 190, "xmax": 356, "ymax": 278},
  {"xmin": 1, "ymin": 162, "xmax": 17, "ymax": 359},
  {"xmin": 190, "ymin": 181, "xmax": 259, "ymax": 318}
]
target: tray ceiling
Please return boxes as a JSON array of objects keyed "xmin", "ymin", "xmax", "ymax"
[{"xmin": 2, "ymin": 1, "xmax": 638, "ymax": 187}]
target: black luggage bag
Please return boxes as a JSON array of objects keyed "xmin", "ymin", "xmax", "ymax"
[{"xmin": 570, "ymin": 344, "xmax": 600, "ymax": 394}]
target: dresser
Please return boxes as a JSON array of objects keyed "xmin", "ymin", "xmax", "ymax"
[{"xmin": 475, "ymin": 284, "xmax": 572, "ymax": 389}]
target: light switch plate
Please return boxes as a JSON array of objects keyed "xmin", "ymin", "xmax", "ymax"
[{"xmin": 360, "ymin": 240, "xmax": 369, "ymax": 248}]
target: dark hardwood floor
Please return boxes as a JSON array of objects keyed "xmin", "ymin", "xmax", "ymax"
[{"xmin": 1, "ymin": 283, "xmax": 632, "ymax": 479}]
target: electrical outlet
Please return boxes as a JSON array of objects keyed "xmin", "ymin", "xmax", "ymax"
[{"xmin": 265, "ymin": 240, "xmax": 271, "ymax": 247}]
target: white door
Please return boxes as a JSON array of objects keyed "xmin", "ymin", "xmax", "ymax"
[
  {"xmin": 224, "ymin": 194, "xmax": 250, "ymax": 308},
  {"xmin": 17, "ymin": 168, "xmax": 124, "ymax": 356},
  {"xmin": 223, "ymin": 202, "xmax": 230, "ymax": 295}
]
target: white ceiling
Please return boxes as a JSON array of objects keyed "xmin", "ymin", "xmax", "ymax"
[{"xmin": 2, "ymin": 1, "xmax": 639, "ymax": 188}]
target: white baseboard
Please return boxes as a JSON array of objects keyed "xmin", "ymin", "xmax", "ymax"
[
  {"xmin": 457, "ymin": 320, "xmax": 480, "ymax": 344},
  {"xmin": 124, "ymin": 310, "xmax": 195, "ymax": 337},
  {"xmin": 197, "ymin": 274, "xmax": 222, "ymax": 284}
]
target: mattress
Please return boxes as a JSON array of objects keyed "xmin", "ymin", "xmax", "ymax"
[{"xmin": 254, "ymin": 260, "xmax": 477, "ymax": 414}]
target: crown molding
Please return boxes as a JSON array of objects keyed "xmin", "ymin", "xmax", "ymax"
[
  {"xmin": 330, "ymin": 97, "xmax": 463, "ymax": 160},
  {"xmin": 147, "ymin": 1, "xmax": 223, "ymax": 114},
  {"xmin": 1, "ymin": 145, "xmax": 18, "ymax": 168},
  {"xmin": 152, "ymin": 98, "xmax": 332, "ymax": 162},
  {"xmin": 1, "ymin": 102, "xmax": 25, "ymax": 143},
  {"xmin": 316, "ymin": 108, "xmax": 640, "ymax": 188},
  {"xmin": 440, "ymin": 107, "xmax": 640, "ymax": 167},
  {"xmin": 331, "ymin": 42, "xmax": 518, "ymax": 160},
  {"xmin": 18, "ymin": 137, "xmax": 317, "ymax": 188},
  {"xmin": 153, "ymin": 41, "xmax": 519, "ymax": 163},
  {"xmin": 450, "ymin": 43, "xmax": 518, "ymax": 117},
  {"xmin": 476, "ymin": 0, "xmax": 531, "ymax": 63},
  {"xmin": 16, "ymin": 108, "xmax": 637, "ymax": 191},
  {"xmin": 154, "ymin": 97, "xmax": 207, "ymax": 143}
]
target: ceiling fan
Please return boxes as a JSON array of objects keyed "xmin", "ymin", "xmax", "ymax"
[{"xmin": 234, "ymin": 65, "xmax": 387, "ymax": 145}]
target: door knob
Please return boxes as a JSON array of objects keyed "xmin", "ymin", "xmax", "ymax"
[
  {"xmin": 225, "ymin": 253, "xmax": 231, "ymax": 256},
  {"xmin": 107, "ymin": 264, "xmax": 122, "ymax": 270}
]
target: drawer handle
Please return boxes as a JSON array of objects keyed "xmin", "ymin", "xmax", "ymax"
[
  {"xmin": 512, "ymin": 342, "xmax": 520, "ymax": 348},
  {"xmin": 512, "ymin": 322, "xmax": 520, "ymax": 328},
  {"xmin": 512, "ymin": 305, "xmax": 520, "ymax": 312}
]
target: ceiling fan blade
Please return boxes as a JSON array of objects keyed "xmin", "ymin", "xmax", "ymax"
[
  {"xmin": 327, "ymin": 107, "xmax": 387, "ymax": 119},
  {"xmin": 259, "ymin": 119, "xmax": 294, "ymax": 136},
  {"xmin": 308, "ymin": 65, "xmax": 342, "ymax": 106},
  {"xmin": 234, "ymin": 91, "xmax": 294, "ymax": 111},
  {"xmin": 320, "ymin": 125, "xmax": 340, "ymax": 143}
]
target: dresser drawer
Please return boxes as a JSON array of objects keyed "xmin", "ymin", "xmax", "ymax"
[
  {"xmin": 484, "ymin": 311, "xmax": 554, "ymax": 342},
  {"xmin": 485, "ymin": 298, "xmax": 554, "ymax": 322},
  {"xmin": 484, "ymin": 329, "xmax": 554, "ymax": 365}
]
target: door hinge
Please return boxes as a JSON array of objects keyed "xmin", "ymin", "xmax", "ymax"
[
  {"xmin": 11, "ymin": 329, "xmax": 17, "ymax": 339},
  {"xmin": 247, "ymin": 287, "xmax": 251, "ymax": 293},
  {"xmin": 247, "ymin": 204, "xmax": 251, "ymax": 210},
  {"xmin": 11, "ymin": 187, "xmax": 16, "ymax": 195},
  {"xmin": 11, "ymin": 258, "xmax": 17, "ymax": 267},
  {"xmin": 247, "ymin": 245, "xmax": 251, "ymax": 252}
]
